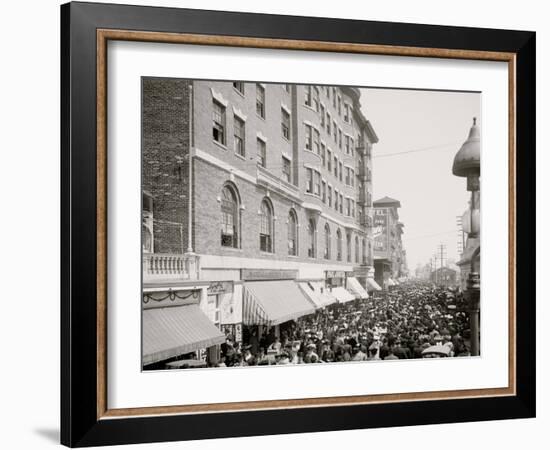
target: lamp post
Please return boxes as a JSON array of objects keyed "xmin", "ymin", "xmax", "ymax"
[{"xmin": 452, "ymin": 117, "xmax": 481, "ymax": 356}]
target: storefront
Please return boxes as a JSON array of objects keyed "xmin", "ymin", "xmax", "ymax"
[
  {"xmin": 298, "ymin": 281, "xmax": 337, "ymax": 309},
  {"xmin": 240, "ymin": 269, "xmax": 316, "ymax": 339},
  {"xmin": 142, "ymin": 288, "xmax": 225, "ymax": 369},
  {"xmin": 346, "ymin": 276, "xmax": 369, "ymax": 300}
]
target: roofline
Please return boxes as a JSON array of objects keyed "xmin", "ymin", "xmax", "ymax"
[{"xmin": 365, "ymin": 120, "xmax": 379, "ymax": 144}]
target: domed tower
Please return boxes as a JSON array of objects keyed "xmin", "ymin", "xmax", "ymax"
[
  {"xmin": 453, "ymin": 117, "xmax": 480, "ymax": 242},
  {"xmin": 452, "ymin": 117, "xmax": 481, "ymax": 356}
]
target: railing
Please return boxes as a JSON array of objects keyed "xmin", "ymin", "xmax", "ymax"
[{"xmin": 143, "ymin": 253, "xmax": 199, "ymax": 282}]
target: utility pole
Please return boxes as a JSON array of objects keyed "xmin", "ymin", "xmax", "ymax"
[{"xmin": 437, "ymin": 243, "xmax": 447, "ymax": 287}]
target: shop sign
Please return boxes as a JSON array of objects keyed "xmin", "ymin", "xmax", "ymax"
[
  {"xmin": 207, "ymin": 281, "xmax": 234, "ymax": 295},
  {"xmin": 325, "ymin": 271, "xmax": 346, "ymax": 279},
  {"xmin": 241, "ymin": 269, "xmax": 297, "ymax": 281}
]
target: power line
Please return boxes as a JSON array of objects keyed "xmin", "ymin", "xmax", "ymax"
[
  {"xmin": 173, "ymin": 141, "xmax": 462, "ymax": 171},
  {"xmin": 373, "ymin": 142, "xmax": 460, "ymax": 158}
]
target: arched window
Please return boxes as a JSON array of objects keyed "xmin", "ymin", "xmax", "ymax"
[
  {"xmin": 221, "ymin": 185, "xmax": 239, "ymax": 248},
  {"xmin": 287, "ymin": 209, "xmax": 298, "ymax": 256},
  {"xmin": 260, "ymin": 198, "xmax": 274, "ymax": 253},
  {"xmin": 336, "ymin": 229, "xmax": 343, "ymax": 261},
  {"xmin": 324, "ymin": 224, "xmax": 331, "ymax": 260},
  {"xmin": 308, "ymin": 219, "xmax": 316, "ymax": 258},
  {"xmin": 362, "ymin": 238, "xmax": 366, "ymax": 264},
  {"xmin": 346, "ymin": 233, "xmax": 352, "ymax": 262},
  {"xmin": 355, "ymin": 236, "xmax": 359, "ymax": 263}
]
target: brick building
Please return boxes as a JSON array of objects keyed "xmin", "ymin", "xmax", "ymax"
[{"xmin": 141, "ymin": 78, "xmax": 378, "ymax": 368}]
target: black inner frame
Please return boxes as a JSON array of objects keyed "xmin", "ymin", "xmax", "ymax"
[{"xmin": 61, "ymin": 2, "xmax": 536, "ymax": 447}]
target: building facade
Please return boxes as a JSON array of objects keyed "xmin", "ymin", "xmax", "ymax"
[
  {"xmin": 372, "ymin": 196, "xmax": 407, "ymax": 288},
  {"xmin": 141, "ymin": 79, "xmax": 378, "ymax": 368}
]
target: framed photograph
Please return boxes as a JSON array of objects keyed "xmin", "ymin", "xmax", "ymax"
[{"xmin": 61, "ymin": 1, "xmax": 536, "ymax": 447}]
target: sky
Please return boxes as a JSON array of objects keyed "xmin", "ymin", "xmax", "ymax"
[{"xmin": 360, "ymin": 88, "xmax": 480, "ymax": 272}]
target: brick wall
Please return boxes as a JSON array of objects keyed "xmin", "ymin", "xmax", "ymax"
[{"xmin": 142, "ymin": 77, "xmax": 191, "ymax": 253}]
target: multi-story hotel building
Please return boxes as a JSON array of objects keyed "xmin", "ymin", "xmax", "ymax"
[
  {"xmin": 141, "ymin": 78, "xmax": 378, "ymax": 368},
  {"xmin": 373, "ymin": 196, "xmax": 408, "ymax": 289}
]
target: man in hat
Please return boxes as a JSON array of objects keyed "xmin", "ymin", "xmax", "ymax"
[{"xmin": 303, "ymin": 343, "xmax": 319, "ymax": 363}]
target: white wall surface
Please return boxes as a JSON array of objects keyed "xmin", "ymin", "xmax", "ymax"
[{"xmin": 0, "ymin": 0, "xmax": 546, "ymax": 449}]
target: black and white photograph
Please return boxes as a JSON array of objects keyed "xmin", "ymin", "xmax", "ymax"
[{"xmin": 141, "ymin": 79, "xmax": 481, "ymax": 371}]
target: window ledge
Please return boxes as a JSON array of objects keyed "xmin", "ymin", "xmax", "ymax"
[
  {"xmin": 220, "ymin": 246, "xmax": 244, "ymax": 252},
  {"xmin": 234, "ymin": 152, "xmax": 247, "ymax": 161},
  {"xmin": 213, "ymin": 140, "xmax": 228, "ymax": 151}
]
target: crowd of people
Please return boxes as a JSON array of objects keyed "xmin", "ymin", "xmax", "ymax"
[{"xmin": 216, "ymin": 281, "xmax": 471, "ymax": 367}]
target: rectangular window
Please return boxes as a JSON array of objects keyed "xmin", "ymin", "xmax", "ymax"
[
  {"xmin": 344, "ymin": 104, "xmax": 350, "ymax": 122},
  {"xmin": 306, "ymin": 168, "xmax": 313, "ymax": 193},
  {"xmin": 282, "ymin": 156, "xmax": 291, "ymax": 182},
  {"xmin": 351, "ymin": 200, "xmax": 355, "ymax": 218},
  {"xmin": 334, "ymin": 190, "xmax": 339, "ymax": 211},
  {"xmin": 346, "ymin": 198, "xmax": 351, "ymax": 216},
  {"xmin": 328, "ymin": 186, "xmax": 332, "ymax": 207},
  {"xmin": 314, "ymin": 129, "xmax": 320, "ymax": 154},
  {"xmin": 339, "ymin": 129, "xmax": 343, "ymax": 149},
  {"xmin": 333, "ymin": 121, "xmax": 337, "ymax": 142},
  {"xmin": 142, "ymin": 192, "xmax": 154, "ymax": 253},
  {"xmin": 305, "ymin": 86, "xmax": 312, "ymax": 107},
  {"xmin": 212, "ymin": 100, "xmax": 226, "ymax": 145},
  {"xmin": 339, "ymin": 162, "xmax": 343, "ymax": 182},
  {"xmin": 257, "ymin": 138, "xmax": 266, "ymax": 167},
  {"xmin": 234, "ymin": 115, "xmax": 245, "ymax": 156},
  {"xmin": 256, "ymin": 84, "xmax": 265, "ymax": 118},
  {"xmin": 350, "ymin": 138, "xmax": 354, "ymax": 156},
  {"xmin": 345, "ymin": 135, "xmax": 350, "ymax": 154},
  {"xmin": 327, "ymin": 150, "xmax": 332, "ymax": 171},
  {"xmin": 320, "ymin": 104, "xmax": 325, "ymax": 127},
  {"xmin": 233, "ymin": 81, "xmax": 245, "ymax": 94},
  {"xmin": 322, "ymin": 181, "xmax": 326, "ymax": 203},
  {"xmin": 340, "ymin": 194, "xmax": 344, "ymax": 213},
  {"xmin": 332, "ymin": 87, "xmax": 337, "ymax": 107},
  {"xmin": 314, "ymin": 171, "xmax": 321, "ymax": 196},
  {"xmin": 326, "ymin": 113, "xmax": 331, "ymax": 134},
  {"xmin": 338, "ymin": 96, "xmax": 342, "ymax": 116},
  {"xmin": 305, "ymin": 124, "xmax": 313, "ymax": 150},
  {"xmin": 327, "ymin": 86, "xmax": 331, "ymax": 100},
  {"xmin": 321, "ymin": 144, "xmax": 326, "ymax": 166},
  {"xmin": 351, "ymin": 170, "xmax": 355, "ymax": 187},
  {"xmin": 345, "ymin": 167, "xmax": 351, "ymax": 185},
  {"xmin": 281, "ymin": 108, "xmax": 291, "ymax": 140},
  {"xmin": 313, "ymin": 87, "xmax": 320, "ymax": 111},
  {"xmin": 334, "ymin": 156, "xmax": 338, "ymax": 177}
]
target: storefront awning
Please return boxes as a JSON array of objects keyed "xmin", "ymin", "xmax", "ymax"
[
  {"xmin": 330, "ymin": 286, "xmax": 356, "ymax": 304},
  {"xmin": 367, "ymin": 278, "xmax": 382, "ymax": 291},
  {"xmin": 346, "ymin": 277, "xmax": 369, "ymax": 299},
  {"xmin": 299, "ymin": 281, "xmax": 337, "ymax": 309},
  {"xmin": 143, "ymin": 304, "xmax": 225, "ymax": 365},
  {"xmin": 244, "ymin": 280, "xmax": 316, "ymax": 326}
]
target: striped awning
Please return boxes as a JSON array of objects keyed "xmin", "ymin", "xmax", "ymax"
[
  {"xmin": 330, "ymin": 286, "xmax": 356, "ymax": 304},
  {"xmin": 346, "ymin": 277, "xmax": 369, "ymax": 299},
  {"xmin": 143, "ymin": 304, "xmax": 225, "ymax": 365},
  {"xmin": 367, "ymin": 278, "xmax": 382, "ymax": 291},
  {"xmin": 299, "ymin": 282, "xmax": 337, "ymax": 309},
  {"xmin": 243, "ymin": 280, "xmax": 316, "ymax": 326}
]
